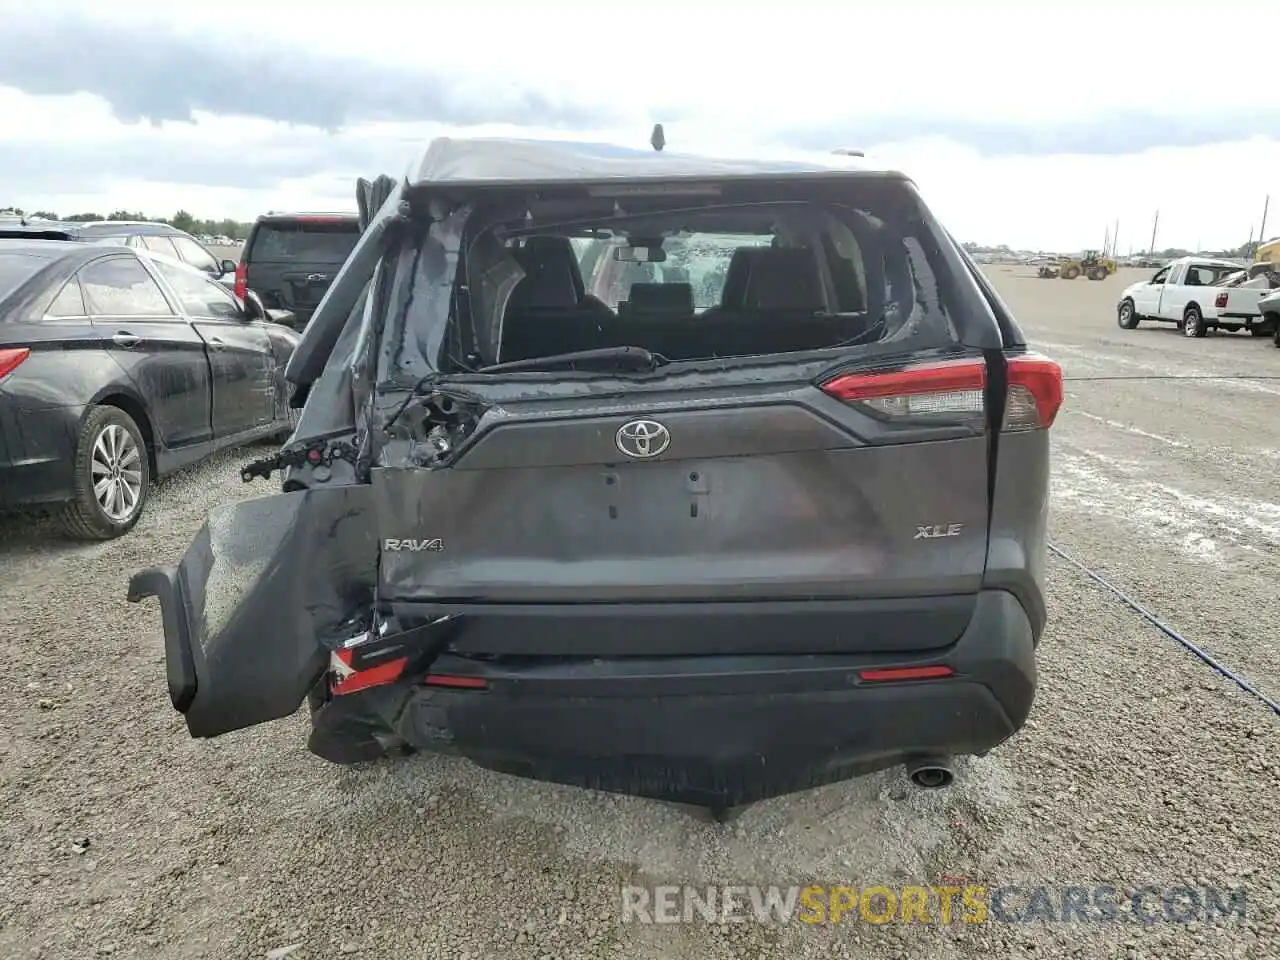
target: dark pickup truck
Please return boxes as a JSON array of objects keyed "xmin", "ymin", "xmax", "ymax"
[{"xmin": 235, "ymin": 212, "xmax": 361, "ymax": 329}]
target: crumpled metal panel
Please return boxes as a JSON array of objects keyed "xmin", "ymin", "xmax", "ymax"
[{"xmin": 126, "ymin": 486, "xmax": 377, "ymax": 738}]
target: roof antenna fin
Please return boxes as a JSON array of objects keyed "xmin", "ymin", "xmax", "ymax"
[{"xmin": 650, "ymin": 123, "xmax": 665, "ymax": 152}]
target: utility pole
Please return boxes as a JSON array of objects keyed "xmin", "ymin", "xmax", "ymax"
[
  {"xmin": 1149, "ymin": 210, "xmax": 1159, "ymax": 256},
  {"xmin": 1112, "ymin": 219, "xmax": 1120, "ymax": 259},
  {"xmin": 1103, "ymin": 223, "xmax": 1110, "ymax": 256},
  {"xmin": 1258, "ymin": 195, "xmax": 1270, "ymax": 252}
]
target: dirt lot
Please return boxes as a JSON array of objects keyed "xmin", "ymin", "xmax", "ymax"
[{"xmin": 1, "ymin": 265, "xmax": 1277, "ymax": 960}]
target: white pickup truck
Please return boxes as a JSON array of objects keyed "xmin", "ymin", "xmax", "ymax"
[
  {"xmin": 1116, "ymin": 256, "xmax": 1278, "ymax": 338},
  {"xmin": 1258, "ymin": 288, "xmax": 1280, "ymax": 347}
]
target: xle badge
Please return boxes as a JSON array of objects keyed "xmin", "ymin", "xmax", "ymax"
[
  {"xmin": 914, "ymin": 524, "xmax": 964, "ymax": 540},
  {"xmin": 383, "ymin": 538, "xmax": 445, "ymax": 552}
]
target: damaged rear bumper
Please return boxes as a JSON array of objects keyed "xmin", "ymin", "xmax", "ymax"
[{"xmin": 323, "ymin": 589, "xmax": 1037, "ymax": 806}]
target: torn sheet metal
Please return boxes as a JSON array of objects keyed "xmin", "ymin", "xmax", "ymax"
[
  {"xmin": 126, "ymin": 486, "xmax": 377, "ymax": 738},
  {"xmin": 378, "ymin": 203, "xmax": 471, "ymax": 385}
]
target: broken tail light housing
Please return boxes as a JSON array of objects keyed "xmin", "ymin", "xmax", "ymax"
[
  {"xmin": 233, "ymin": 261, "xmax": 248, "ymax": 300},
  {"xmin": 330, "ymin": 648, "xmax": 408, "ymax": 696},
  {"xmin": 0, "ymin": 347, "xmax": 30, "ymax": 382}
]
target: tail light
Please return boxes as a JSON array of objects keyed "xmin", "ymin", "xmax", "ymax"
[
  {"xmin": 1004, "ymin": 354, "xmax": 1063, "ymax": 430},
  {"xmin": 233, "ymin": 261, "xmax": 247, "ymax": 300},
  {"xmin": 820, "ymin": 357, "xmax": 987, "ymax": 423},
  {"xmin": 0, "ymin": 347, "xmax": 30, "ymax": 382},
  {"xmin": 1214, "ymin": 292, "xmax": 1228, "ymax": 309},
  {"xmin": 819, "ymin": 353, "xmax": 1063, "ymax": 432}
]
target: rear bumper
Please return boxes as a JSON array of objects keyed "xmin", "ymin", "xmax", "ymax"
[
  {"xmin": 0, "ymin": 402, "xmax": 81, "ymax": 508},
  {"xmin": 319, "ymin": 589, "xmax": 1038, "ymax": 806}
]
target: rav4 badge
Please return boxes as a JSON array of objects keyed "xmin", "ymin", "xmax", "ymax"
[
  {"xmin": 914, "ymin": 524, "xmax": 964, "ymax": 539},
  {"xmin": 383, "ymin": 538, "xmax": 445, "ymax": 552}
]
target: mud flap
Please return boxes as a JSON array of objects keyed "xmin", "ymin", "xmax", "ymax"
[{"xmin": 126, "ymin": 486, "xmax": 377, "ymax": 738}]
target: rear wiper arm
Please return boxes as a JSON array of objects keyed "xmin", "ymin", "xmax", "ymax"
[{"xmin": 472, "ymin": 346, "xmax": 667, "ymax": 374}]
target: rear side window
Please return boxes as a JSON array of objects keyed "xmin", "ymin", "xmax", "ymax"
[
  {"xmin": 79, "ymin": 258, "xmax": 174, "ymax": 317},
  {"xmin": 48, "ymin": 280, "xmax": 87, "ymax": 317},
  {"xmin": 0, "ymin": 252, "xmax": 51, "ymax": 302},
  {"xmin": 248, "ymin": 220, "xmax": 360, "ymax": 262}
]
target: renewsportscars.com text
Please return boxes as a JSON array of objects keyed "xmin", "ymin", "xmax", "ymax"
[{"xmin": 620, "ymin": 884, "xmax": 1248, "ymax": 925}]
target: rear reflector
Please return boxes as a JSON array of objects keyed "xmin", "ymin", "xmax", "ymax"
[
  {"xmin": 858, "ymin": 665, "xmax": 955, "ymax": 682},
  {"xmin": 0, "ymin": 347, "xmax": 30, "ymax": 381},
  {"xmin": 424, "ymin": 674, "xmax": 489, "ymax": 690},
  {"xmin": 1004, "ymin": 354, "xmax": 1063, "ymax": 430},
  {"xmin": 820, "ymin": 358, "xmax": 986, "ymax": 422}
]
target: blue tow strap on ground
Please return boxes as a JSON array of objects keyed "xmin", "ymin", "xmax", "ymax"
[{"xmin": 1048, "ymin": 542, "xmax": 1280, "ymax": 716}]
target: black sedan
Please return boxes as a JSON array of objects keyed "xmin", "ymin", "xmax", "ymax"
[{"xmin": 0, "ymin": 239, "xmax": 300, "ymax": 539}]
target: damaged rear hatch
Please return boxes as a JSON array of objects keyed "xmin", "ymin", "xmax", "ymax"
[{"xmin": 128, "ymin": 143, "xmax": 1022, "ymax": 741}]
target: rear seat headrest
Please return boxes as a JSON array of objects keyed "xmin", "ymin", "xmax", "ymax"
[
  {"xmin": 741, "ymin": 247, "xmax": 826, "ymax": 312},
  {"xmin": 508, "ymin": 236, "xmax": 583, "ymax": 310},
  {"xmin": 720, "ymin": 247, "xmax": 764, "ymax": 309},
  {"xmin": 626, "ymin": 282, "xmax": 694, "ymax": 315}
]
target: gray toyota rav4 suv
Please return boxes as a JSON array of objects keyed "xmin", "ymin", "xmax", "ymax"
[{"xmin": 128, "ymin": 137, "xmax": 1061, "ymax": 810}]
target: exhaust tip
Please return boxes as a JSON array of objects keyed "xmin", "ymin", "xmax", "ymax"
[{"xmin": 906, "ymin": 757, "xmax": 955, "ymax": 789}]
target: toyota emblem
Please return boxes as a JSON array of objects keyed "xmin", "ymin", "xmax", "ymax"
[{"xmin": 615, "ymin": 419, "xmax": 671, "ymax": 459}]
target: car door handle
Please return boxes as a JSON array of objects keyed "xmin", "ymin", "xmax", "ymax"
[
  {"xmin": 207, "ymin": 336, "xmax": 225, "ymax": 350},
  {"xmin": 111, "ymin": 332, "xmax": 142, "ymax": 348}
]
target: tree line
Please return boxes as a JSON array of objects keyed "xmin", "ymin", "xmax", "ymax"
[{"xmin": 1, "ymin": 206, "xmax": 251, "ymax": 241}]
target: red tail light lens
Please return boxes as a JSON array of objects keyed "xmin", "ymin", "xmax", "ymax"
[
  {"xmin": 1214, "ymin": 292, "xmax": 1228, "ymax": 309},
  {"xmin": 330, "ymin": 651, "xmax": 408, "ymax": 696},
  {"xmin": 233, "ymin": 261, "xmax": 247, "ymax": 300},
  {"xmin": 0, "ymin": 347, "xmax": 30, "ymax": 381},
  {"xmin": 1004, "ymin": 354, "xmax": 1063, "ymax": 430},
  {"xmin": 820, "ymin": 353, "xmax": 1063, "ymax": 432},
  {"xmin": 820, "ymin": 357, "xmax": 986, "ymax": 422}
]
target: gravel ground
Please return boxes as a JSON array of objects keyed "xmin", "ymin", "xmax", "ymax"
[{"xmin": 1, "ymin": 266, "xmax": 1277, "ymax": 960}]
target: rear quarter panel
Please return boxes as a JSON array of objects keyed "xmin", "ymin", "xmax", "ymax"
[{"xmin": 984, "ymin": 428, "xmax": 1049, "ymax": 640}]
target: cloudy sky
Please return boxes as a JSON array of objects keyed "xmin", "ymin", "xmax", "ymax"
[{"xmin": 1, "ymin": 0, "xmax": 1275, "ymax": 251}]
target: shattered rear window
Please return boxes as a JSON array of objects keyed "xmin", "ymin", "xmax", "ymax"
[{"xmin": 433, "ymin": 181, "xmax": 964, "ymax": 369}]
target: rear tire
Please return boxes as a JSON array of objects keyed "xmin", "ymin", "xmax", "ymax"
[
  {"xmin": 1250, "ymin": 326, "xmax": 1269, "ymax": 337},
  {"xmin": 59, "ymin": 406, "xmax": 151, "ymax": 540},
  {"xmin": 1061, "ymin": 266, "xmax": 1081, "ymax": 280},
  {"xmin": 1183, "ymin": 305, "xmax": 1207, "ymax": 338},
  {"xmin": 1117, "ymin": 299, "xmax": 1140, "ymax": 329}
]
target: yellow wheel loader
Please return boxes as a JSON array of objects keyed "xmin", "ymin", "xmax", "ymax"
[{"xmin": 1058, "ymin": 250, "xmax": 1116, "ymax": 280}]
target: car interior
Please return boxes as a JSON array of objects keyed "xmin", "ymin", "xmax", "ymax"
[{"xmin": 483, "ymin": 202, "xmax": 924, "ymax": 365}]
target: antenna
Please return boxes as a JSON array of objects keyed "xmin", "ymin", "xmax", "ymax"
[{"xmin": 650, "ymin": 123, "xmax": 665, "ymax": 152}]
